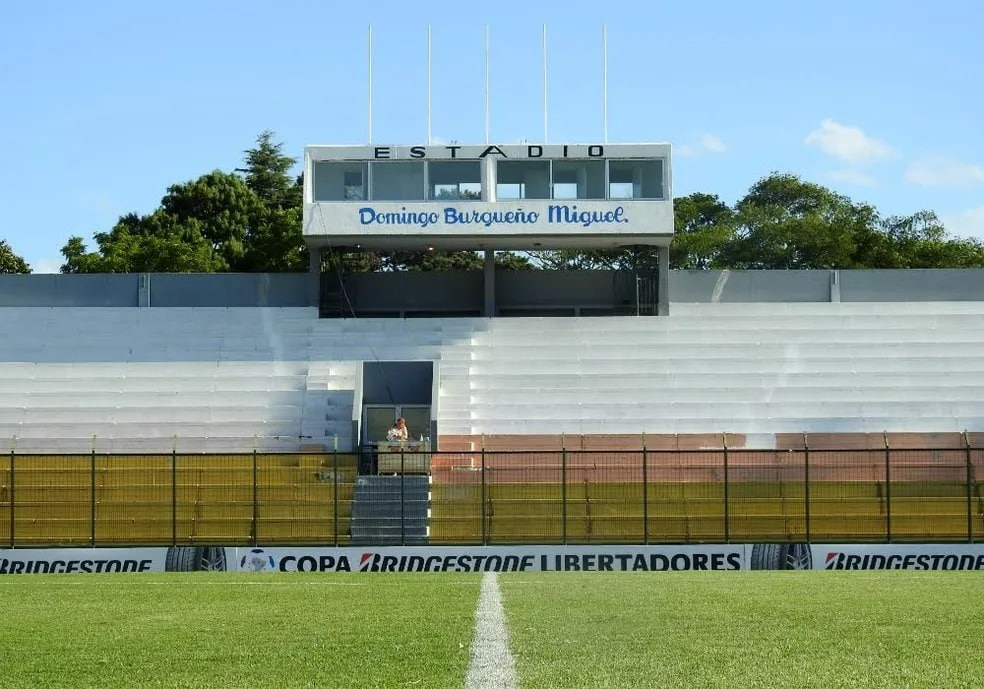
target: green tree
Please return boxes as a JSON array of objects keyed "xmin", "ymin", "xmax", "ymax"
[
  {"xmin": 61, "ymin": 132, "xmax": 309, "ymax": 274},
  {"xmin": 236, "ymin": 130, "xmax": 300, "ymax": 210},
  {"xmin": 879, "ymin": 210, "xmax": 984, "ymax": 268},
  {"xmin": 0, "ymin": 239, "xmax": 30, "ymax": 274},
  {"xmin": 236, "ymin": 131, "xmax": 307, "ymax": 272},
  {"xmin": 670, "ymin": 193, "xmax": 735, "ymax": 269},
  {"xmin": 61, "ymin": 211, "xmax": 224, "ymax": 273},
  {"xmin": 722, "ymin": 173, "xmax": 879, "ymax": 269}
]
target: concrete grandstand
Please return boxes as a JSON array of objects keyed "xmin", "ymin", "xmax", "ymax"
[{"xmin": 2, "ymin": 270, "xmax": 984, "ymax": 454}]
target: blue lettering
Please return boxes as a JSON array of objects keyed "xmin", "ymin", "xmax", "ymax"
[
  {"xmin": 359, "ymin": 207, "xmax": 439, "ymax": 228},
  {"xmin": 547, "ymin": 205, "xmax": 628, "ymax": 226}
]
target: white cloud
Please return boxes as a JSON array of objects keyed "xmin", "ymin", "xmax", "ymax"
[
  {"xmin": 827, "ymin": 169, "xmax": 877, "ymax": 186},
  {"xmin": 940, "ymin": 206, "xmax": 984, "ymax": 241},
  {"xmin": 30, "ymin": 257, "xmax": 63, "ymax": 274},
  {"xmin": 905, "ymin": 156, "xmax": 984, "ymax": 188},
  {"xmin": 805, "ymin": 119, "xmax": 896, "ymax": 164},
  {"xmin": 676, "ymin": 134, "xmax": 727, "ymax": 157},
  {"xmin": 699, "ymin": 134, "xmax": 726, "ymax": 153}
]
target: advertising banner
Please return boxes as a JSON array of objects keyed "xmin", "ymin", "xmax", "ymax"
[
  {"xmin": 0, "ymin": 548, "xmax": 165, "ymax": 575},
  {"xmin": 812, "ymin": 544, "xmax": 984, "ymax": 570},
  {"xmin": 231, "ymin": 545, "xmax": 744, "ymax": 573},
  {"xmin": 4, "ymin": 544, "xmax": 984, "ymax": 574}
]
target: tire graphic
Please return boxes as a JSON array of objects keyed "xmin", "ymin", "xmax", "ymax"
[
  {"xmin": 750, "ymin": 543, "xmax": 813, "ymax": 570},
  {"xmin": 165, "ymin": 546, "xmax": 228, "ymax": 572}
]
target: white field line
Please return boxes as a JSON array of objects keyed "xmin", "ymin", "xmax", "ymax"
[{"xmin": 465, "ymin": 571, "xmax": 517, "ymax": 689}]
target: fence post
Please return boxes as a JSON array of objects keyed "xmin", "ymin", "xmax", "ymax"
[
  {"xmin": 884, "ymin": 431, "xmax": 892, "ymax": 543},
  {"xmin": 965, "ymin": 430, "xmax": 973, "ymax": 543},
  {"xmin": 803, "ymin": 432, "xmax": 811, "ymax": 544},
  {"xmin": 90, "ymin": 436, "xmax": 97, "ymax": 546},
  {"xmin": 561, "ymin": 434, "xmax": 568, "ymax": 545},
  {"xmin": 251, "ymin": 449, "xmax": 258, "ymax": 547},
  {"xmin": 722, "ymin": 433, "xmax": 730, "ymax": 544},
  {"xmin": 480, "ymin": 437, "xmax": 487, "ymax": 546},
  {"xmin": 9, "ymin": 437, "xmax": 15, "ymax": 549},
  {"xmin": 642, "ymin": 432, "xmax": 649, "ymax": 545},
  {"xmin": 171, "ymin": 436, "xmax": 178, "ymax": 546},
  {"xmin": 333, "ymin": 434, "xmax": 339, "ymax": 547},
  {"xmin": 400, "ymin": 446, "xmax": 406, "ymax": 546}
]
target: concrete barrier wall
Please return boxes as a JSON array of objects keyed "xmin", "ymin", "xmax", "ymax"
[{"xmin": 3, "ymin": 269, "xmax": 984, "ymax": 308}]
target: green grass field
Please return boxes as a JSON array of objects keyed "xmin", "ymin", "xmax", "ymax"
[{"xmin": 1, "ymin": 572, "xmax": 982, "ymax": 688}]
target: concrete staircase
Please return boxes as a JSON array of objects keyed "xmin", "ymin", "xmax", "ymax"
[{"xmin": 350, "ymin": 475, "xmax": 430, "ymax": 545}]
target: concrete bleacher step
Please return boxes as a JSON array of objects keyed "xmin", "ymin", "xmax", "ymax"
[{"xmin": 349, "ymin": 475, "xmax": 431, "ymax": 545}]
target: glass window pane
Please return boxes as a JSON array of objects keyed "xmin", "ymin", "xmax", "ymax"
[
  {"xmin": 371, "ymin": 161, "xmax": 426, "ymax": 201},
  {"xmin": 400, "ymin": 406, "xmax": 431, "ymax": 441},
  {"xmin": 313, "ymin": 162, "xmax": 367, "ymax": 201},
  {"xmin": 429, "ymin": 161, "xmax": 482, "ymax": 200},
  {"xmin": 496, "ymin": 160, "xmax": 550, "ymax": 199},
  {"xmin": 551, "ymin": 160, "xmax": 605, "ymax": 199},
  {"xmin": 365, "ymin": 406, "xmax": 398, "ymax": 443},
  {"xmin": 608, "ymin": 159, "xmax": 665, "ymax": 199}
]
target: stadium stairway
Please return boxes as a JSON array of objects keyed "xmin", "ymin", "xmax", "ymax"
[{"xmin": 349, "ymin": 475, "xmax": 430, "ymax": 545}]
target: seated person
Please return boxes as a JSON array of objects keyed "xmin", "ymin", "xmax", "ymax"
[{"xmin": 386, "ymin": 417, "xmax": 409, "ymax": 442}]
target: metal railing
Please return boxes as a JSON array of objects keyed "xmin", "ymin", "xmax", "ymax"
[{"xmin": 1, "ymin": 441, "xmax": 981, "ymax": 547}]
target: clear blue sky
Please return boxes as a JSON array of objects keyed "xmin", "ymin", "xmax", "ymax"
[{"xmin": 2, "ymin": 0, "xmax": 982, "ymax": 272}]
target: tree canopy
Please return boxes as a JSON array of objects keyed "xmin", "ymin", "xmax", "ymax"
[
  {"xmin": 62, "ymin": 131, "xmax": 307, "ymax": 273},
  {"xmin": 60, "ymin": 133, "xmax": 984, "ymax": 274},
  {"xmin": 1, "ymin": 239, "xmax": 30, "ymax": 274}
]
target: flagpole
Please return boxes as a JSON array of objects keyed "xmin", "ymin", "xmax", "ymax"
[
  {"xmin": 603, "ymin": 23, "xmax": 609, "ymax": 144},
  {"xmin": 368, "ymin": 25, "xmax": 373, "ymax": 144},
  {"xmin": 484, "ymin": 25, "xmax": 490, "ymax": 144},
  {"xmin": 542, "ymin": 24, "xmax": 548, "ymax": 143},
  {"xmin": 427, "ymin": 25, "xmax": 432, "ymax": 144}
]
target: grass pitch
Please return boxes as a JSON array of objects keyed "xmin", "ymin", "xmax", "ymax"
[{"xmin": 1, "ymin": 572, "xmax": 982, "ymax": 688}]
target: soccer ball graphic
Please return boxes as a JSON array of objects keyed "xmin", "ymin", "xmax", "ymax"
[{"xmin": 240, "ymin": 548, "xmax": 276, "ymax": 572}]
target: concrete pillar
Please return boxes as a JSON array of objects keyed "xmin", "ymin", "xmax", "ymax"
[
  {"xmin": 483, "ymin": 249, "xmax": 496, "ymax": 317},
  {"xmin": 830, "ymin": 269, "xmax": 841, "ymax": 302},
  {"xmin": 657, "ymin": 245, "xmax": 670, "ymax": 316},
  {"xmin": 137, "ymin": 273, "xmax": 151, "ymax": 307},
  {"xmin": 308, "ymin": 247, "xmax": 322, "ymax": 308}
]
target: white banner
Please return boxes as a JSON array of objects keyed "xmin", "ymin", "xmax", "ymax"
[
  {"xmin": 5, "ymin": 544, "xmax": 984, "ymax": 574},
  {"xmin": 812, "ymin": 544, "xmax": 984, "ymax": 570},
  {"xmin": 0, "ymin": 548, "xmax": 165, "ymax": 574},
  {"xmin": 232, "ymin": 545, "xmax": 743, "ymax": 573}
]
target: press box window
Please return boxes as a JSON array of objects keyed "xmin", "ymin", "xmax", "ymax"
[
  {"xmin": 429, "ymin": 161, "xmax": 482, "ymax": 200},
  {"xmin": 495, "ymin": 160, "xmax": 550, "ymax": 199},
  {"xmin": 608, "ymin": 159, "xmax": 664, "ymax": 199},
  {"xmin": 370, "ymin": 161, "xmax": 426, "ymax": 201},
  {"xmin": 313, "ymin": 161, "xmax": 368, "ymax": 201},
  {"xmin": 552, "ymin": 160, "xmax": 606, "ymax": 199}
]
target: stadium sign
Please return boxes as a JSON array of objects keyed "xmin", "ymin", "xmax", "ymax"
[
  {"xmin": 315, "ymin": 144, "xmax": 610, "ymax": 161},
  {"xmin": 358, "ymin": 204, "xmax": 628, "ymax": 230},
  {"xmin": 303, "ymin": 141, "xmax": 673, "ymax": 249}
]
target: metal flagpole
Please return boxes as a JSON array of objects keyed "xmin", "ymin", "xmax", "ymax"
[
  {"xmin": 368, "ymin": 25, "xmax": 373, "ymax": 144},
  {"xmin": 542, "ymin": 24, "xmax": 548, "ymax": 143},
  {"xmin": 603, "ymin": 23, "xmax": 609, "ymax": 144},
  {"xmin": 485, "ymin": 25, "xmax": 490, "ymax": 144},
  {"xmin": 427, "ymin": 24, "xmax": 432, "ymax": 144}
]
